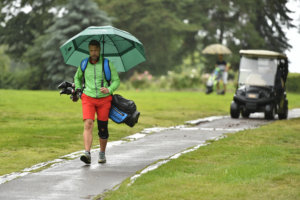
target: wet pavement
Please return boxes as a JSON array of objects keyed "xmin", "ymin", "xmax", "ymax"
[{"xmin": 0, "ymin": 109, "xmax": 299, "ymax": 200}]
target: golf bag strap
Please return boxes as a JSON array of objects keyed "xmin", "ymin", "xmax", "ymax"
[
  {"xmin": 80, "ymin": 58, "xmax": 89, "ymax": 72},
  {"xmin": 80, "ymin": 58, "xmax": 89, "ymax": 89},
  {"xmin": 80, "ymin": 57, "xmax": 111, "ymax": 88}
]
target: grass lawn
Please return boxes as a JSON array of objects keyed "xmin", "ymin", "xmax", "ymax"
[
  {"xmin": 0, "ymin": 89, "xmax": 237, "ymax": 175},
  {"xmin": 1, "ymin": 89, "xmax": 300, "ymax": 200},
  {"xmin": 103, "ymin": 118, "xmax": 300, "ymax": 200}
]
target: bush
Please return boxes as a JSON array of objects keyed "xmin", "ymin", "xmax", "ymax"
[
  {"xmin": 129, "ymin": 71, "xmax": 153, "ymax": 89},
  {"xmin": 126, "ymin": 68, "xmax": 204, "ymax": 91},
  {"xmin": 286, "ymin": 73, "xmax": 300, "ymax": 93},
  {"xmin": 161, "ymin": 68, "xmax": 203, "ymax": 90}
]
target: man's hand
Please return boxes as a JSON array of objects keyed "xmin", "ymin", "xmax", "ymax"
[
  {"xmin": 100, "ymin": 87, "xmax": 110, "ymax": 94},
  {"xmin": 75, "ymin": 89, "xmax": 82, "ymax": 98},
  {"xmin": 70, "ymin": 94, "xmax": 79, "ymax": 102},
  {"xmin": 70, "ymin": 89, "xmax": 82, "ymax": 102}
]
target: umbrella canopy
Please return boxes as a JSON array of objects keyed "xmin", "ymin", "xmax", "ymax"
[
  {"xmin": 202, "ymin": 43, "xmax": 232, "ymax": 55},
  {"xmin": 60, "ymin": 26, "xmax": 146, "ymax": 72}
]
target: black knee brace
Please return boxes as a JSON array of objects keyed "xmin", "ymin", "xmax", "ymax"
[{"xmin": 97, "ymin": 120, "xmax": 109, "ymax": 139}]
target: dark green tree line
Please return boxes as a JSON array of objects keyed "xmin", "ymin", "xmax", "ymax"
[
  {"xmin": 97, "ymin": 0, "xmax": 197, "ymax": 76},
  {"xmin": 0, "ymin": 0, "xmax": 110, "ymax": 89},
  {"xmin": 97, "ymin": 0, "xmax": 294, "ymax": 73},
  {"xmin": 180, "ymin": 0, "xmax": 294, "ymax": 71},
  {"xmin": 0, "ymin": 0, "xmax": 295, "ymax": 89},
  {"xmin": 0, "ymin": 0, "xmax": 65, "ymax": 60},
  {"xmin": 0, "ymin": 0, "xmax": 67, "ymax": 88},
  {"xmin": 27, "ymin": 0, "xmax": 111, "ymax": 89}
]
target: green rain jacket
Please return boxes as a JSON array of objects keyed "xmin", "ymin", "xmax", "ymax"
[{"xmin": 74, "ymin": 56, "xmax": 120, "ymax": 98}]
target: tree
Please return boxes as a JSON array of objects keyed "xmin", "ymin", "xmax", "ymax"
[
  {"xmin": 0, "ymin": 46, "xmax": 13, "ymax": 88},
  {"xmin": 184, "ymin": 0, "xmax": 294, "ymax": 71},
  {"xmin": 1, "ymin": 0, "xmax": 295, "ymax": 89},
  {"xmin": 97, "ymin": 0, "xmax": 196, "ymax": 76},
  {"xmin": 26, "ymin": 0, "xmax": 111, "ymax": 89},
  {"xmin": 0, "ymin": 0, "xmax": 64, "ymax": 61}
]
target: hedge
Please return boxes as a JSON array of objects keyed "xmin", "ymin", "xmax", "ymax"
[{"xmin": 286, "ymin": 73, "xmax": 300, "ymax": 93}]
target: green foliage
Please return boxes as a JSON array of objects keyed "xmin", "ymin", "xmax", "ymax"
[
  {"xmin": 27, "ymin": 0, "xmax": 111, "ymax": 89},
  {"xmin": 129, "ymin": 71, "xmax": 153, "ymax": 89},
  {"xmin": 97, "ymin": 0, "xmax": 294, "ymax": 75},
  {"xmin": 194, "ymin": 0, "xmax": 294, "ymax": 71},
  {"xmin": 0, "ymin": 0, "xmax": 67, "ymax": 89},
  {"xmin": 163, "ymin": 68, "xmax": 203, "ymax": 90},
  {"xmin": 125, "ymin": 67, "xmax": 204, "ymax": 91},
  {"xmin": 0, "ymin": 0, "xmax": 60, "ymax": 60},
  {"xmin": 97, "ymin": 0, "xmax": 197, "ymax": 76},
  {"xmin": 0, "ymin": 0, "xmax": 295, "ymax": 89},
  {"xmin": 0, "ymin": 46, "xmax": 12, "ymax": 88},
  {"xmin": 286, "ymin": 73, "xmax": 300, "ymax": 93}
]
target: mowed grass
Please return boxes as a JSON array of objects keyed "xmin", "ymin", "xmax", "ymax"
[
  {"xmin": 0, "ymin": 89, "xmax": 237, "ymax": 175},
  {"xmin": 0, "ymin": 89, "xmax": 300, "ymax": 178},
  {"xmin": 1, "ymin": 90, "xmax": 300, "ymax": 199},
  {"xmin": 103, "ymin": 118, "xmax": 300, "ymax": 200}
]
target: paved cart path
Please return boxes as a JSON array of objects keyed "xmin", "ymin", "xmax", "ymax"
[{"xmin": 1, "ymin": 109, "xmax": 299, "ymax": 200}]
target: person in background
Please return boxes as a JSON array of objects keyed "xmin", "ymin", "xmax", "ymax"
[{"xmin": 215, "ymin": 54, "xmax": 230, "ymax": 94}]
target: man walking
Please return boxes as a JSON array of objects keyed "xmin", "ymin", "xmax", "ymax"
[{"xmin": 73, "ymin": 40, "xmax": 120, "ymax": 164}]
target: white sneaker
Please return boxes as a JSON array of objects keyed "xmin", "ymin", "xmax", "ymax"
[
  {"xmin": 80, "ymin": 151, "xmax": 91, "ymax": 164},
  {"xmin": 98, "ymin": 152, "xmax": 106, "ymax": 163}
]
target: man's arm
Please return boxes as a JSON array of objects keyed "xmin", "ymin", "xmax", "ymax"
[{"xmin": 74, "ymin": 67, "xmax": 83, "ymax": 90}]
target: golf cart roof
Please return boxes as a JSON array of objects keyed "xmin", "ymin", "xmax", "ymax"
[{"xmin": 239, "ymin": 49, "xmax": 287, "ymax": 59}]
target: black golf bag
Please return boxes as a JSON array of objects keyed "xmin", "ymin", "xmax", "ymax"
[{"xmin": 110, "ymin": 94, "xmax": 140, "ymax": 127}]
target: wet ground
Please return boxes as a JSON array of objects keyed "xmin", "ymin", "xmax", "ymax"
[{"xmin": 0, "ymin": 109, "xmax": 299, "ymax": 200}]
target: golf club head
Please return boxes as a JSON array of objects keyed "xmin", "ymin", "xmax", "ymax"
[
  {"xmin": 60, "ymin": 87, "xmax": 74, "ymax": 95},
  {"xmin": 60, "ymin": 88, "xmax": 66, "ymax": 95},
  {"xmin": 57, "ymin": 81, "xmax": 74, "ymax": 89}
]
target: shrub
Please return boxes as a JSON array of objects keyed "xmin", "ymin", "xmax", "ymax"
[
  {"xmin": 129, "ymin": 71, "xmax": 153, "ymax": 89},
  {"xmin": 286, "ymin": 73, "xmax": 300, "ymax": 93},
  {"xmin": 165, "ymin": 68, "xmax": 203, "ymax": 90}
]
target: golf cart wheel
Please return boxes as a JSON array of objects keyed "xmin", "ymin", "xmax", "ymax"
[
  {"xmin": 264, "ymin": 104, "xmax": 275, "ymax": 120},
  {"xmin": 278, "ymin": 100, "xmax": 288, "ymax": 120},
  {"xmin": 241, "ymin": 109, "xmax": 250, "ymax": 118},
  {"xmin": 230, "ymin": 101, "xmax": 240, "ymax": 119}
]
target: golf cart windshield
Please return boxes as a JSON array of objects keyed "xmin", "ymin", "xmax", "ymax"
[{"xmin": 238, "ymin": 56, "xmax": 277, "ymax": 86}]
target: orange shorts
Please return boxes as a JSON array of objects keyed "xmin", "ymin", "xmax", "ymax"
[{"xmin": 81, "ymin": 93, "xmax": 112, "ymax": 121}]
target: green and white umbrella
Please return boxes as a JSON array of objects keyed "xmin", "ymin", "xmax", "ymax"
[{"xmin": 60, "ymin": 26, "xmax": 146, "ymax": 72}]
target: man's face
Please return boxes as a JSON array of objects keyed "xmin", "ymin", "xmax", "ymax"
[
  {"xmin": 89, "ymin": 45, "xmax": 100, "ymax": 61},
  {"xmin": 218, "ymin": 55, "xmax": 223, "ymax": 61}
]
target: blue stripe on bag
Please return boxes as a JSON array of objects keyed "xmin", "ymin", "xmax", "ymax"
[{"xmin": 109, "ymin": 105, "xmax": 128, "ymax": 123}]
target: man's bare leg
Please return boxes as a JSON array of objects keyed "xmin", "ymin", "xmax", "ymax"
[
  {"xmin": 99, "ymin": 138, "xmax": 107, "ymax": 152},
  {"xmin": 83, "ymin": 119, "xmax": 94, "ymax": 151},
  {"xmin": 216, "ymin": 81, "xmax": 220, "ymax": 93},
  {"xmin": 80, "ymin": 119, "xmax": 94, "ymax": 164}
]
